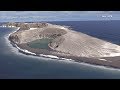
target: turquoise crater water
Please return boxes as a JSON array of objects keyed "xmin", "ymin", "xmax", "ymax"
[{"xmin": 28, "ymin": 38, "xmax": 52, "ymax": 49}]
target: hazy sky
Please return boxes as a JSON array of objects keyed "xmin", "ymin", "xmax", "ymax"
[{"xmin": 0, "ymin": 11, "xmax": 120, "ymax": 22}]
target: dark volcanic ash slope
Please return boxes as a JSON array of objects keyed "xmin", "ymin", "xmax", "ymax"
[{"xmin": 8, "ymin": 22, "xmax": 120, "ymax": 58}]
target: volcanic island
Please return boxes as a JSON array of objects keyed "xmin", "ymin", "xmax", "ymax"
[{"xmin": 4, "ymin": 22, "xmax": 120, "ymax": 69}]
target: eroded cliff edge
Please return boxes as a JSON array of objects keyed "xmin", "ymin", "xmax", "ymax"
[{"xmin": 6, "ymin": 22, "xmax": 120, "ymax": 69}]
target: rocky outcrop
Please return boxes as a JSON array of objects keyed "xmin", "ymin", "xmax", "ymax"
[
  {"xmin": 5, "ymin": 22, "xmax": 48, "ymax": 29},
  {"xmin": 49, "ymin": 36, "xmax": 65, "ymax": 49},
  {"xmin": 9, "ymin": 34, "xmax": 20, "ymax": 44},
  {"xmin": 9, "ymin": 24, "xmax": 67, "ymax": 44},
  {"xmin": 19, "ymin": 24, "xmax": 30, "ymax": 30}
]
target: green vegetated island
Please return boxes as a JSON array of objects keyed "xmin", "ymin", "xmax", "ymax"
[{"xmin": 4, "ymin": 22, "xmax": 120, "ymax": 69}]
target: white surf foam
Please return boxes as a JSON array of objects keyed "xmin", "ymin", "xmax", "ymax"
[
  {"xmin": 15, "ymin": 44, "xmax": 36, "ymax": 55},
  {"xmin": 1, "ymin": 25, "xmax": 7, "ymax": 27},
  {"xmin": 1, "ymin": 25, "xmax": 16, "ymax": 28},
  {"xmin": 39, "ymin": 54, "xmax": 59, "ymax": 59},
  {"xmin": 8, "ymin": 26, "xmax": 15, "ymax": 28}
]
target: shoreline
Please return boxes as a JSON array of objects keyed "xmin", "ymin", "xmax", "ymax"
[
  {"xmin": 5, "ymin": 30, "xmax": 120, "ymax": 71},
  {"xmin": 6, "ymin": 34, "xmax": 120, "ymax": 71},
  {"xmin": 3, "ymin": 24, "xmax": 120, "ymax": 70},
  {"xmin": 6, "ymin": 27, "xmax": 72, "ymax": 60}
]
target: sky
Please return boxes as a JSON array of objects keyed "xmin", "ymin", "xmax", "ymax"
[{"xmin": 0, "ymin": 11, "xmax": 120, "ymax": 22}]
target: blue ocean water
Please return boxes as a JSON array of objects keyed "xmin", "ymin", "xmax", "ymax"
[{"xmin": 1, "ymin": 21, "xmax": 120, "ymax": 79}]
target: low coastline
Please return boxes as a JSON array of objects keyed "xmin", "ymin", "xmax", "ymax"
[
  {"xmin": 4, "ymin": 23, "xmax": 120, "ymax": 70},
  {"xmin": 6, "ymin": 31, "xmax": 120, "ymax": 71},
  {"xmin": 3, "ymin": 28, "xmax": 120, "ymax": 71}
]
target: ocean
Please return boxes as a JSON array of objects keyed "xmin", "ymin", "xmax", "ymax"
[{"xmin": 1, "ymin": 21, "xmax": 120, "ymax": 79}]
